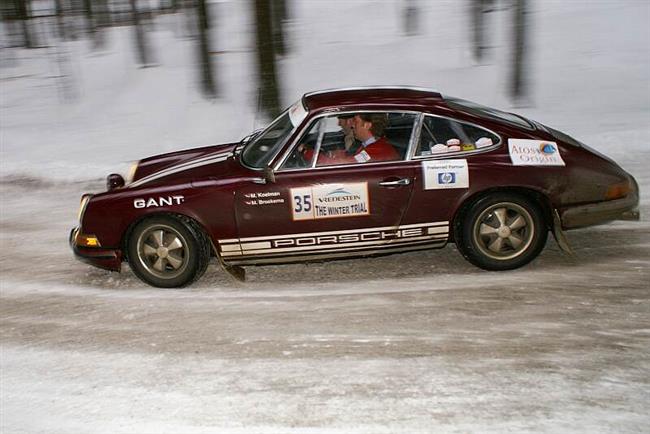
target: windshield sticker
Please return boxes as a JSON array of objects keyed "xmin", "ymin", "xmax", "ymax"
[
  {"xmin": 243, "ymin": 191, "xmax": 285, "ymax": 206},
  {"xmin": 291, "ymin": 183, "xmax": 369, "ymax": 220},
  {"xmin": 288, "ymin": 100, "xmax": 308, "ymax": 127},
  {"xmin": 508, "ymin": 139, "xmax": 565, "ymax": 166},
  {"xmin": 423, "ymin": 159, "xmax": 469, "ymax": 190}
]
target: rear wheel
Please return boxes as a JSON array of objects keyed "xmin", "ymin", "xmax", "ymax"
[
  {"xmin": 454, "ymin": 193, "xmax": 547, "ymax": 270},
  {"xmin": 127, "ymin": 215, "xmax": 210, "ymax": 288}
]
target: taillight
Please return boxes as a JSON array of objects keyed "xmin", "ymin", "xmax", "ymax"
[{"xmin": 605, "ymin": 180, "xmax": 632, "ymax": 200}]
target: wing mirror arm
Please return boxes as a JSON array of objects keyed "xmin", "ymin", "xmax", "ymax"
[
  {"xmin": 264, "ymin": 166, "xmax": 276, "ymax": 183},
  {"xmin": 251, "ymin": 166, "xmax": 276, "ymax": 185}
]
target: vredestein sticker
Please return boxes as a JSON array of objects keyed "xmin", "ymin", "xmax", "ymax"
[{"xmin": 291, "ymin": 183, "xmax": 370, "ymax": 220}]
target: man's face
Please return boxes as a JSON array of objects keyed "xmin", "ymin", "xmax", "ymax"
[{"xmin": 352, "ymin": 115, "xmax": 372, "ymax": 140}]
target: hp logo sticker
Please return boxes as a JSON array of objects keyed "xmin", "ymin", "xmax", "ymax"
[{"xmin": 438, "ymin": 172, "xmax": 456, "ymax": 184}]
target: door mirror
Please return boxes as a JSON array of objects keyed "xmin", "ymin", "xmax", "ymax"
[{"xmin": 264, "ymin": 166, "xmax": 276, "ymax": 184}]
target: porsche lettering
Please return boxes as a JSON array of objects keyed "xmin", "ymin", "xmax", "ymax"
[{"xmin": 272, "ymin": 228, "xmax": 425, "ymax": 248}]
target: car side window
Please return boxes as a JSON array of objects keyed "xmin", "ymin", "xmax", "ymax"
[
  {"xmin": 415, "ymin": 115, "xmax": 500, "ymax": 156},
  {"xmin": 281, "ymin": 112, "xmax": 417, "ymax": 170}
]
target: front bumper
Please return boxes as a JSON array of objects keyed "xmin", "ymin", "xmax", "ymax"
[
  {"xmin": 559, "ymin": 178, "xmax": 640, "ymax": 230},
  {"xmin": 69, "ymin": 227, "xmax": 122, "ymax": 272}
]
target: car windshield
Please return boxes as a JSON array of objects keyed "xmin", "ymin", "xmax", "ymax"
[
  {"xmin": 444, "ymin": 96, "xmax": 534, "ymax": 130},
  {"xmin": 241, "ymin": 100, "xmax": 308, "ymax": 168}
]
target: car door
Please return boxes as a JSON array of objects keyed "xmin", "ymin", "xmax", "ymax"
[
  {"xmin": 224, "ymin": 112, "xmax": 431, "ymax": 264},
  {"xmin": 400, "ymin": 113, "xmax": 503, "ymax": 244}
]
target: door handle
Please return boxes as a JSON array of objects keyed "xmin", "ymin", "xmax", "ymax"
[{"xmin": 379, "ymin": 178, "xmax": 411, "ymax": 187}]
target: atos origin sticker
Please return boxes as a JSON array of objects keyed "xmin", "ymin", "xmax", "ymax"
[
  {"xmin": 422, "ymin": 159, "xmax": 469, "ymax": 190},
  {"xmin": 291, "ymin": 183, "xmax": 369, "ymax": 221},
  {"xmin": 508, "ymin": 139, "xmax": 565, "ymax": 166}
]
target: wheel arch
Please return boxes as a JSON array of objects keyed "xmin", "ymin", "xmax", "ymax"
[
  {"xmin": 121, "ymin": 211, "xmax": 216, "ymax": 262},
  {"xmin": 451, "ymin": 186, "xmax": 554, "ymax": 242}
]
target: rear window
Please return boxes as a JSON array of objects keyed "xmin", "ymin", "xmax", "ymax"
[{"xmin": 444, "ymin": 96, "xmax": 534, "ymax": 130}]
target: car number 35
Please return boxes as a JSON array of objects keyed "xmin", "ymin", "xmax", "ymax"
[{"xmin": 293, "ymin": 194, "xmax": 312, "ymax": 212}]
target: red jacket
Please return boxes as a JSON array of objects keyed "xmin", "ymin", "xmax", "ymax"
[{"xmin": 316, "ymin": 137, "xmax": 399, "ymax": 166}]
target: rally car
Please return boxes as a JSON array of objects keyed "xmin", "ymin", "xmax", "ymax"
[{"xmin": 70, "ymin": 87, "xmax": 640, "ymax": 287}]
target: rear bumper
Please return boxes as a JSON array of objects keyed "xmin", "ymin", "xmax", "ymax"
[
  {"xmin": 69, "ymin": 227, "xmax": 122, "ymax": 272},
  {"xmin": 559, "ymin": 178, "xmax": 640, "ymax": 230}
]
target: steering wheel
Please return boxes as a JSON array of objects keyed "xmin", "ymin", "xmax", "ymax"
[{"xmin": 285, "ymin": 149, "xmax": 309, "ymax": 168}]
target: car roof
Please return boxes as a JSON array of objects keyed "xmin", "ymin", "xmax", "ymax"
[{"xmin": 302, "ymin": 86, "xmax": 444, "ymax": 111}]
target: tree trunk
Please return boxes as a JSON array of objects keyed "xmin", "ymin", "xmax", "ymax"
[
  {"xmin": 403, "ymin": 0, "xmax": 418, "ymax": 36},
  {"xmin": 253, "ymin": 0, "xmax": 282, "ymax": 119},
  {"xmin": 196, "ymin": 0, "xmax": 216, "ymax": 98},
  {"xmin": 271, "ymin": 0, "xmax": 287, "ymax": 56},
  {"xmin": 83, "ymin": 0, "xmax": 95, "ymax": 36},
  {"xmin": 510, "ymin": 0, "xmax": 528, "ymax": 102},
  {"xmin": 131, "ymin": 0, "xmax": 152, "ymax": 66},
  {"xmin": 17, "ymin": 0, "xmax": 33, "ymax": 48},
  {"xmin": 53, "ymin": 0, "xmax": 69, "ymax": 40},
  {"xmin": 95, "ymin": 0, "xmax": 112, "ymax": 28},
  {"xmin": 471, "ymin": 0, "xmax": 496, "ymax": 62}
]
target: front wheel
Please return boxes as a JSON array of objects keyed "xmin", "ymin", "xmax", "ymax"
[
  {"xmin": 454, "ymin": 193, "xmax": 548, "ymax": 271},
  {"xmin": 127, "ymin": 215, "xmax": 210, "ymax": 288}
]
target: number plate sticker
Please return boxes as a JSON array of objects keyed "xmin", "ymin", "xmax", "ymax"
[{"xmin": 291, "ymin": 183, "xmax": 370, "ymax": 221}]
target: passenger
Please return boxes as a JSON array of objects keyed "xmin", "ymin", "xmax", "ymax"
[
  {"xmin": 303, "ymin": 113, "xmax": 399, "ymax": 166},
  {"xmin": 337, "ymin": 114, "xmax": 360, "ymax": 155},
  {"xmin": 298, "ymin": 114, "xmax": 357, "ymax": 165}
]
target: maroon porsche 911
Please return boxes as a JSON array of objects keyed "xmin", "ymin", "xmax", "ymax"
[{"xmin": 70, "ymin": 87, "xmax": 640, "ymax": 287}]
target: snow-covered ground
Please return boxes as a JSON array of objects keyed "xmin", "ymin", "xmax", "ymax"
[{"xmin": 1, "ymin": 1, "xmax": 649, "ymax": 432}]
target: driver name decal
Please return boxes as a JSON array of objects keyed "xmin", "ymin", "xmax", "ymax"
[{"xmin": 291, "ymin": 183, "xmax": 369, "ymax": 220}]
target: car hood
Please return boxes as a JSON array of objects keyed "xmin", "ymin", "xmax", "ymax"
[{"xmin": 129, "ymin": 142, "xmax": 240, "ymax": 187}]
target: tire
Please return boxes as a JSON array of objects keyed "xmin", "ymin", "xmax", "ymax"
[
  {"xmin": 127, "ymin": 215, "xmax": 210, "ymax": 288},
  {"xmin": 454, "ymin": 193, "xmax": 548, "ymax": 271}
]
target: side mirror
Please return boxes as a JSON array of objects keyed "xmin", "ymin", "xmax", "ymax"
[
  {"xmin": 106, "ymin": 173, "xmax": 125, "ymax": 190},
  {"xmin": 264, "ymin": 166, "xmax": 276, "ymax": 184}
]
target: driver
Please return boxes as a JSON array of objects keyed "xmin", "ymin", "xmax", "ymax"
[
  {"xmin": 348, "ymin": 113, "xmax": 399, "ymax": 163},
  {"xmin": 299, "ymin": 113, "xmax": 398, "ymax": 166}
]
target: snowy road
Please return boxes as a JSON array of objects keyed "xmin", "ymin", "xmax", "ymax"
[
  {"xmin": 1, "ymin": 0, "xmax": 649, "ymax": 430},
  {"xmin": 1, "ymin": 152, "xmax": 649, "ymax": 433}
]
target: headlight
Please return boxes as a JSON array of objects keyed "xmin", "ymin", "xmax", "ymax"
[
  {"xmin": 126, "ymin": 161, "xmax": 139, "ymax": 184},
  {"xmin": 77, "ymin": 194, "xmax": 92, "ymax": 224}
]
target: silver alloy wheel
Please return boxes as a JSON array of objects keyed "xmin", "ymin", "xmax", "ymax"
[
  {"xmin": 136, "ymin": 224, "xmax": 189, "ymax": 279},
  {"xmin": 472, "ymin": 202, "xmax": 535, "ymax": 261}
]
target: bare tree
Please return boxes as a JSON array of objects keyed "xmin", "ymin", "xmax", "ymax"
[
  {"xmin": 510, "ymin": 0, "xmax": 528, "ymax": 102},
  {"xmin": 196, "ymin": 0, "xmax": 216, "ymax": 98},
  {"xmin": 271, "ymin": 0, "xmax": 288, "ymax": 56},
  {"xmin": 130, "ymin": 0, "xmax": 153, "ymax": 66},
  {"xmin": 16, "ymin": 0, "xmax": 33, "ymax": 48},
  {"xmin": 253, "ymin": 0, "xmax": 282, "ymax": 119},
  {"xmin": 402, "ymin": 0, "xmax": 419, "ymax": 36},
  {"xmin": 471, "ymin": 0, "xmax": 496, "ymax": 62},
  {"xmin": 53, "ymin": 0, "xmax": 67, "ymax": 40}
]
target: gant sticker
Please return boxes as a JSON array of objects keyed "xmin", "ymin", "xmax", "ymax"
[
  {"xmin": 422, "ymin": 160, "xmax": 469, "ymax": 190},
  {"xmin": 133, "ymin": 195, "xmax": 185, "ymax": 208},
  {"xmin": 291, "ymin": 183, "xmax": 369, "ymax": 220},
  {"xmin": 508, "ymin": 139, "xmax": 565, "ymax": 166}
]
